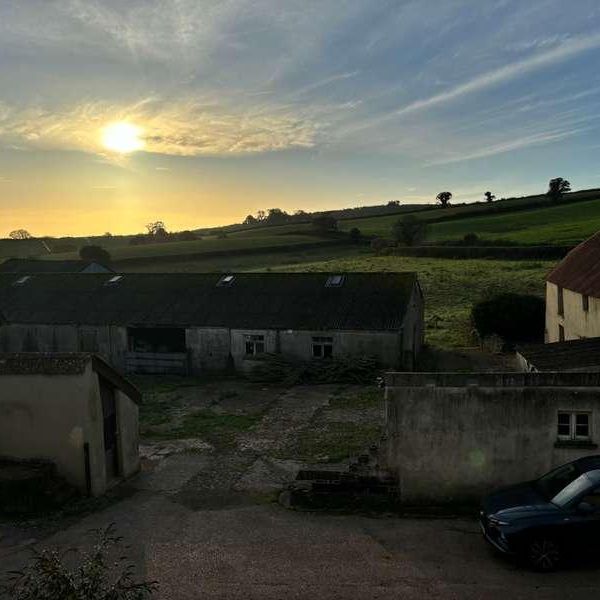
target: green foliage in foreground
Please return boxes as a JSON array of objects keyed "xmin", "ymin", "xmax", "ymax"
[{"xmin": 2, "ymin": 525, "xmax": 157, "ymax": 600}]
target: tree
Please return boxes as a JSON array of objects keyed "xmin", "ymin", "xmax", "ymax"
[
  {"xmin": 472, "ymin": 293, "xmax": 545, "ymax": 346},
  {"xmin": 387, "ymin": 200, "xmax": 401, "ymax": 208},
  {"xmin": 79, "ymin": 245, "xmax": 111, "ymax": 265},
  {"xmin": 266, "ymin": 208, "xmax": 289, "ymax": 225},
  {"xmin": 2, "ymin": 525, "xmax": 157, "ymax": 599},
  {"xmin": 145, "ymin": 221, "xmax": 167, "ymax": 236},
  {"xmin": 349, "ymin": 227, "xmax": 361, "ymax": 244},
  {"xmin": 392, "ymin": 215, "xmax": 427, "ymax": 246},
  {"xmin": 243, "ymin": 215, "xmax": 257, "ymax": 226},
  {"xmin": 256, "ymin": 210, "xmax": 266, "ymax": 221},
  {"xmin": 311, "ymin": 215, "xmax": 338, "ymax": 234},
  {"xmin": 9, "ymin": 229, "xmax": 32, "ymax": 240},
  {"xmin": 103, "ymin": 232, "xmax": 112, "ymax": 237},
  {"xmin": 484, "ymin": 191, "xmax": 495, "ymax": 203},
  {"xmin": 436, "ymin": 191, "xmax": 452, "ymax": 208},
  {"xmin": 547, "ymin": 178, "xmax": 571, "ymax": 202}
]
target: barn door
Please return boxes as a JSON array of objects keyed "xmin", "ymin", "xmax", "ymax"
[{"xmin": 100, "ymin": 382, "xmax": 119, "ymax": 481}]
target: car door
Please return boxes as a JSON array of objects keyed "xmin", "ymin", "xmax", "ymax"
[{"xmin": 567, "ymin": 485, "xmax": 600, "ymax": 551}]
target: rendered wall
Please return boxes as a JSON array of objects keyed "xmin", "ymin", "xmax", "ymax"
[
  {"xmin": 384, "ymin": 372, "xmax": 600, "ymax": 504},
  {"xmin": 546, "ymin": 282, "xmax": 600, "ymax": 342}
]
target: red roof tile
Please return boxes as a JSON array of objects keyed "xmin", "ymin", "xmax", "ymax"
[{"xmin": 547, "ymin": 231, "xmax": 600, "ymax": 297}]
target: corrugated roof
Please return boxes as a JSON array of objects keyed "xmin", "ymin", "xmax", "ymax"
[
  {"xmin": 0, "ymin": 272, "xmax": 418, "ymax": 331},
  {"xmin": 547, "ymin": 231, "xmax": 600, "ymax": 297},
  {"xmin": 517, "ymin": 338, "xmax": 600, "ymax": 371},
  {"xmin": 0, "ymin": 258, "xmax": 112, "ymax": 274}
]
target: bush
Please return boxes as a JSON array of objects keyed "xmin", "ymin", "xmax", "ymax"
[
  {"xmin": 472, "ymin": 293, "xmax": 545, "ymax": 346},
  {"xmin": 462, "ymin": 232, "xmax": 480, "ymax": 246},
  {"xmin": 370, "ymin": 237, "xmax": 389, "ymax": 255},
  {"xmin": 79, "ymin": 245, "xmax": 111, "ymax": 265},
  {"xmin": 349, "ymin": 227, "xmax": 361, "ymax": 244},
  {"xmin": 2, "ymin": 525, "xmax": 157, "ymax": 599},
  {"xmin": 391, "ymin": 215, "xmax": 427, "ymax": 246}
]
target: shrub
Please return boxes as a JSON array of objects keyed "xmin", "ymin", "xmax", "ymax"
[
  {"xmin": 349, "ymin": 227, "xmax": 361, "ymax": 244},
  {"xmin": 471, "ymin": 293, "xmax": 545, "ymax": 346},
  {"xmin": 311, "ymin": 215, "xmax": 338, "ymax": 234},
  {"xmin": 462, "ymin": 232, "xmax": 479, "ymax": 246},
  {"xmin": 370, "ymin": 237, "xmax": 389, "ymax": 255},
  {"xmin": 79, "ymin": 245, "xmax": 111, "ymax": 265},
  {"xmin": 2, "ymin": 525, "xmax": 157, "ymax": 599},
  {"xmin": 391, "ymin": 215, "xmax": 427, "ymax": 246}
]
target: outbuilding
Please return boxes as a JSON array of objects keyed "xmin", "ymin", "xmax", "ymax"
[
  {"xmin": 0, "ymin": 272, "xmax": 424, "ymax": 375},
  {"xmin": 0, "ymin": 353, "xmax": 140, "ymax": 496}
]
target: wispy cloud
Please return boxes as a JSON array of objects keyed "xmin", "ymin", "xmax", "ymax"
[{"xmin": 0, "ymin": 97, "xmax": 324, "ymax": 156}]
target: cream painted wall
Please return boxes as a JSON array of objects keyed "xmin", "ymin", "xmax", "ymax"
[{"xmin": 546, "ymin": 282, "xmax": 600, "ymax": 342}]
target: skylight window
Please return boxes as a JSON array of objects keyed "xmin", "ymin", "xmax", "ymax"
[
  {"xmin": 105, "ymin": 275, "xmax": 124, "ymax": 286},
  {"xmin": 13, "ymin": 275, "xmax": 31, "ymax": 286},
  {"xmin": 325, "ymin": 274, "xmax": 345, "ymax": 287},
  {"xmin": 217, "ymin": 274, "xmax": 235, "ymax": 287}
]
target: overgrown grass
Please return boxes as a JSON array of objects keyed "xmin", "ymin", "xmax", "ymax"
[
  {"xmin": 328, "ymin": 388, "xmax": 382, "ymax": 410},
  {"xmin": 293, "ymin": 422, "xmax": 381, "ymax": 463}
]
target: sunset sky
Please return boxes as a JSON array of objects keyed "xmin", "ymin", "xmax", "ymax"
[{"xmin": 2, "ymin": 1, "xmax": 600, "ymax": 236}]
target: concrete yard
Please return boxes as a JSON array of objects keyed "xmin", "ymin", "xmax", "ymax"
[{"xmin": 2, "ymin": 379, "xmax": 600, "ymax": 598}]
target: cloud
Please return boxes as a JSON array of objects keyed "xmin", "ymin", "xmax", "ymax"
[
  {"xmin": 343, "ymin": 32, "xmax": 600, "ymax": 135},
  {"xmin": 0, "ymin": 97, "xmax": 323, "ymax": 156}
]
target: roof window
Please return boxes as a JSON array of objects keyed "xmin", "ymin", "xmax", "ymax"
[
  {"xmin": 105, "ymin": 275, "xmax": 124, "ymax": 286},
  {"xmin": 325, "ymin": 274, "xmax": 345, "ymax": 288},
  {"xmin": 217, "ymin": 274, "xmax": 235, "ymax": 287},
  {"xmin": 13, "ymin": 275, "xmax": 32, "ymax": 286}
]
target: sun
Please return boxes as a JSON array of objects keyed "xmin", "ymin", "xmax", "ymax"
[{"xmin": 102, "ymin": 122, "xmax": 145, "ymax": 154}]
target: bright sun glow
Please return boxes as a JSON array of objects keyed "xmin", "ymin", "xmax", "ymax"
[{"xmin": 102, "ymin": 122, "xmax": 145, "ymax": 153}]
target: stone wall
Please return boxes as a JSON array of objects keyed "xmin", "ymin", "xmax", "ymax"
[{"xmin": 384, "ymin": 371, "xmax": 600, "ymax": 505}]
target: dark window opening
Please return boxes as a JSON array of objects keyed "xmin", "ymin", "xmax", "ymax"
[
  {"xmin": 127, "ymin": 327, "xmax": 186, "ymax": 353},
  {"xmin": 557, "ymin": 286, "xmax": 564, "ymax": 316},
  {"xmin": 312, "ymin": 336, "xmax": 333, "ymax": 358},
  {"xmin": 583, "ymin": 294, "xmax": 589, "ymax": 312},
  {"xmin": 558, "ymin": 411, "xmax": 591, "ymax": 441},
  {"xmin": 559, "ymin": 324, "xmax": 565, "ymax": 342},
  {"xmin": 245, "ymin": 334, "xmax": 265, "ymax": 356}
]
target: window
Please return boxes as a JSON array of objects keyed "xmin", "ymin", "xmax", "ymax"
[
  {"xmin": 557, "ymin": 286, "xmax": 564, "ymax": 316},
  {"xmin": 583, "ymin": 294, "xmax": 589, "ymax": 312},
  {"xmin": 13, "ymin": 275, "xmax": 31, "ymax": 286},
  {"xmin": 325, "ymin": 274, "xmax": 345, "ymax": 288},
  {"xmin": 245, "ymin": 334, "xmax": 265, "ymax": 356},
  {"xmin": 312, "ymin": 336, "xmax": 333, "ymax": 358},
  {"xmin": 559, "ymin": 324, "xmax": 565, "ymax": 342},
  {"xmin": 557, "ymin": 411, "xmax": 591, "ymax": 441},
  {"xmin": 105, "ymin": 275, "xmax": 123, "ymax": 286},
  {"xmin": 217, "ymin": 274, "xmax": 235, "ymax": 287}
]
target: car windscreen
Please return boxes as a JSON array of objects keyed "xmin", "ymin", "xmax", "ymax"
[
  {"xmin": 536, "ymin": 462, "xmax": 580, "ymax": 500},
  {"xmin": 552, "ymin": 473, "xmax": 594, "ymax": 507}
]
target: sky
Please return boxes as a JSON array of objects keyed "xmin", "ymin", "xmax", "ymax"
[{"xmin": 1, "ymin": 0, "xmax": 600, "ymax": 236}]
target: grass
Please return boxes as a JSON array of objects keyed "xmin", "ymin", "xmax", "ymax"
[
  {"xmin": 265, "ymin": 254, "xmax": 553, "ymax": 347},
  {"xmin": 293, "ymin": 422, "xmax": 381, "ymax": 463}
]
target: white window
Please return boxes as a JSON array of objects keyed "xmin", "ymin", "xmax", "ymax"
[
  {"xmin": 312, "ymin": 336, "xmax": 333, "ymax": 358},
  {"xmin": 245, "ymin": 334, "xmax": 265, "ymax": 356},
  {"xmin": 557, "ymin": 411, "xmax": 591, "ymax": 441}
]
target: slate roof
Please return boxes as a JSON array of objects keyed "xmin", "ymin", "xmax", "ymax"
[
  {"xmin": 0, "ymin": 272, "xmax": 419, "ymax": 331},
  {"xmin": 0, "ymin": 352, "xmax": 141, "ymax": 402},
  {"xmin": 517, "ymin": 338, "xmax": 600, "ymax": 371},
  {"xmin": 0, "ymin": 258, "xmax": 112, "ymax": 274},
  {"xmin": 547, "ymin": 231, "xmax": 600, "ymax": 297}
]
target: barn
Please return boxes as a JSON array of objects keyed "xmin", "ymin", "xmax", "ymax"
[{"xmin": 0, "ymin": 271, "xmax": 424, "ymax": 375}]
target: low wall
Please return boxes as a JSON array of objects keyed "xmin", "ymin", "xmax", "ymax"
[
  {"xmin": 384, "ymin": 372, "xmax": 600, "ymax": 505},
  {"xmin": 390, "ymin": 245, "xmax": 571, "ymax": 260}
]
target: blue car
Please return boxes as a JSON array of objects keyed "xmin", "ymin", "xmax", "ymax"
[{"xmin": 480, "ymin": 456, "xmax": 600, "ymax": 571}]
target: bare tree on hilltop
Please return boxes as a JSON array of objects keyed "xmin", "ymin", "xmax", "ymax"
[
  {"xmin": 484, "ymin": 191, "xmax": 496, "ymax": 203},
  {"xmin": 436, "ymin": 191, "xmax": 452, "ymax": 208}
]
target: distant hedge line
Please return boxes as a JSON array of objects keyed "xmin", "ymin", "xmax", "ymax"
[{"xmin": 390, "ymin": 245, "xmax": 572, "ymax": 260}]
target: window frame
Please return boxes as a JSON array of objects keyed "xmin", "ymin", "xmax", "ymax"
[
  {"xmin": 557, "ymin": 411, "xmax": 592, "ymax": 442},
  {"xmin": 558, "ymin": 324, "xmax": 565, "ymax": 342},
  {"xmin": 244, "ymin": 334, "xmax": 265, "ymax": 356},
  {"xmin": 312, "ymin": 336, "xmax": 333, "ymax": 359}
]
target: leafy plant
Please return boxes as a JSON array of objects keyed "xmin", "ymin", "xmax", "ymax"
[{"xmin": 2, "ymin": 525, "xmax": 157, "ymax": 600}]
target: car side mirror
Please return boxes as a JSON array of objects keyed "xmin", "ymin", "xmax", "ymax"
[{"xmin": 577, "ymin": 501, "xmax": 596, "ymax": 515}]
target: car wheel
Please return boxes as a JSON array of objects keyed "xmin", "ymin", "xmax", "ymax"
[{"xmin": 527, "ymin": 537, "xmax": 561, "ymax": 572}]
